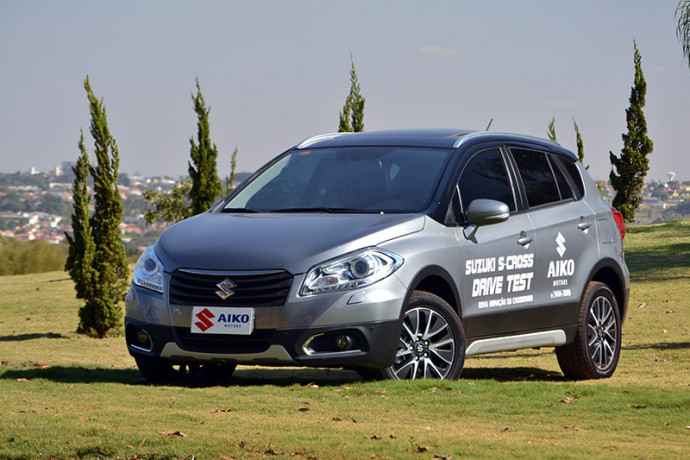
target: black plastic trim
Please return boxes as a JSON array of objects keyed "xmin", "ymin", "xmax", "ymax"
[{"xmin": 125, "ymin": 317, "xmax": 401, "ymax": 368}]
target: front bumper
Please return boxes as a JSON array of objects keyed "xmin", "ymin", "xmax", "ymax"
[
  {"xmin": 125, "ymin": 317, "xmax": 400, "ymax": 368},
  {"xmin": 125, "ymin": 272, "xmax": 407, "ymax": 369}
]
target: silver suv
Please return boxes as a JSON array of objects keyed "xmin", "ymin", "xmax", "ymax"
[{"xmin": 126, "ymin": 130, "xmax": 629, "ymax": 382}]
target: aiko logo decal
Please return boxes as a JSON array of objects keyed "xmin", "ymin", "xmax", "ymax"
[
  {"xmin": 548, "ymin": 232, "xmax": 575, "ymax": 299},
  {"xmin": 191, "ymin": 306, "xmax": 256, "ymax": 335},
  {"xmin": 548, "ymin": 232, "xmax": 575, "ymax": 278}
]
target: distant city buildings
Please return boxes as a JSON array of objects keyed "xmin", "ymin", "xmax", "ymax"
[
  {"xmin": 0, "ymin": 166, "xmax": 177, "ymax": 250},
  {"xmin": 1, "ymin": 166, "xmax": 689, "ymax": 249}
]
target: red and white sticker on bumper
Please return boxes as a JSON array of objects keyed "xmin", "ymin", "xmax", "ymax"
[{"xmin": 191, "ymin": 306, "xmax": 255, "ymax": 335}]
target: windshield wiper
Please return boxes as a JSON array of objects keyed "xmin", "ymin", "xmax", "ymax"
[{"xmin": 220, "ymin": 207, "xmax": 259, "ymax": 213}]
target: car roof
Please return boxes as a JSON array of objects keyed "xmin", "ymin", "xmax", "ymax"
[{"xmin": 296, "ymin": 129, "xmax": 567, "ymax": 153}]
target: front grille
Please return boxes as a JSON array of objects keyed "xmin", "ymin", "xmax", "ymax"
[
  {"xmin": 174, "ymin": 327, "xmax": 275, "ymax": 354},
  {"xmin": 169, "ymin": 269, "xmax": 292, "ymax": 307}
]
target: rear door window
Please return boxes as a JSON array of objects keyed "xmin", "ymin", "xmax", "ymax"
[
  {"xmin": 554, "ymin": 155, "xmax": 585, "ymax": 199},
  {"xmin": 549, "ymin": 155, "xmax": 575, "ymax": 201}
]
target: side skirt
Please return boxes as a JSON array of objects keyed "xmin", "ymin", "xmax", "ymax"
[{"xmin": 465, "ymin": 330, "xmax": 567, "ymax": 356}]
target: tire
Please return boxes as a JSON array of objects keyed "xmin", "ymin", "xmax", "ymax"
[
  {"xmin": 376, "ymin": 291, "xmax": 465, "ymax": 380},
  {"xmin": 135, "ymin": 356, "xmax": 236, "ymax": 385},
  {"xmin": 556, "ymin": 281, "xmax": 622, "ymax": 380}
]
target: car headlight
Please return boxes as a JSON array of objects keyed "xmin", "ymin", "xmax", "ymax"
[
  {"xmin": 300, "ymin": 248, "xmax": 403, "ymax": 296},
  {"xmin": 132, "ymin": 246, "xmax": 164, "ymax": 293}
]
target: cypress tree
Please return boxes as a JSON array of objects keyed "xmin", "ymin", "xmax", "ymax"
[
  {"xmin": 338, "ymin": 87, "xmax": 353, "ymax": 133},
  {"xmin": 609, "ymin": 41, "xmax": 653, "ymax": 223},
  {"xmin": 350, "ymin": 58, "xmax": 365, "ymax": 133},
  {"xmin": 677, "ymin": 0, "xmax": 690, "ymax": 70},
  {"xmin": 338, "ymin": 54, "xmax": 366, "ymax": 133},
  {"xmin": 547, "ymin": 116, "xmax": 557, "ymax": 142},
  {"xmin": 78, "ymin": 76, "xmax": 129, "ymax": 337},
  {"xmin": 188, "ymin": 78, "xmax": 222, "ymax": 215},
  {"xmin": 145, "ymin": 82, "xmax": 231, "ymax": 223},
  {"xmin": 572, "ymin": 117, "xmax": 589, "ymax": 170},
  {"xmin": 225, "ymin": 145, "xmax": 239, "ymax": 194},
  {"xmin": 65, "ymin": 131, "xmax": 96, "ymax": 302}
]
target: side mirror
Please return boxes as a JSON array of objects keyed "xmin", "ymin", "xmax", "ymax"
[{"xmin": 463, "ymin": 199, "xmax": 510, "ymax": 240}]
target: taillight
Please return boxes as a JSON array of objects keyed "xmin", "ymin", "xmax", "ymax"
[{"xmin": 611, "ymin": 207, "xmax": 625, "ymax": 240}]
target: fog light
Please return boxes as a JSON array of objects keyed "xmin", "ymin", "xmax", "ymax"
[
  {"xmin": 136, "ymin": 330, "xmax": 147, "ymax": 343},
  {"xmin": 135, "ymin": 328, "xmax": 153, "ymax": 351},
  {"xmin": 335, "ymin": 334, "xmax": 353, "ymax": 350}
]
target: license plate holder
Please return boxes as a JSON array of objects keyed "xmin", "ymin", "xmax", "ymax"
[{"xmin": 190, "ymin": 306, "xmax": 255, "ymax": 335}]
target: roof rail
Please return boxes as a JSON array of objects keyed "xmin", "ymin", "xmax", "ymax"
[{"xmin": 297, "ymin": 132, "xmax": 351, "ymax": 149}]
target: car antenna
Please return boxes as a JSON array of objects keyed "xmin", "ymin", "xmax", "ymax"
[{"xmin": 485, "ymin": 118, "xmax": 493, "ymax": 131}]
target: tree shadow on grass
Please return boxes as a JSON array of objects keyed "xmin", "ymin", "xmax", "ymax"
[
  {"xmin": 0, "ymin": 332, "xmax": 69, "ymax": 342},
  {"xmin": 623, "ymin": 341, "xmax": 690, "ymax": 351},
  {"xmin": 625, "ymin": 242, "xmax": 690, "ymax": 282},
  {"xmin": 0, "ymin": 366, "xmax": 144, "ymax": 385}
]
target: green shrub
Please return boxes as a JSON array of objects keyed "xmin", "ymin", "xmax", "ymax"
[{"xmin": 0, "ymin": 236, "xmax": 67, "ymax": 275}]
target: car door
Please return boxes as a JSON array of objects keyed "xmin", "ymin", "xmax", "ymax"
[
  {"xmin": 507, "ymin": 147, "xmax": 598, "ymax": 331},
  {"xmin": 453, "ymin": 147, "xmax": 538, "ymax": 339}
]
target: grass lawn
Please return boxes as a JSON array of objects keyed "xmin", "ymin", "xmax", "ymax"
[{"xmin": 0, "ymin": 221, "xmax": 688, "ymax": 459}]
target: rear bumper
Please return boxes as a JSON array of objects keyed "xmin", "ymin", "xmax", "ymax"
[{"xmin": 125, "ymin": 317, "xmax": 400, "ymax": 369}]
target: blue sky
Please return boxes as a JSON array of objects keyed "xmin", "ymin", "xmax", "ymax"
[{"xmin": 2, "ymin": 0, "xmax": 689, "ymax": 181}]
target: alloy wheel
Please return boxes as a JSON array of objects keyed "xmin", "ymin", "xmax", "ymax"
[
  {"xmin": 586, "ymin": 296, "xmax": 618, "ymax": 372},
  {"xmin": 393, "ymin": 307, "xmax": 456, "ymax": 379}
]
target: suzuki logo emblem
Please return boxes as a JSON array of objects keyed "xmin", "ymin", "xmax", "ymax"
[
  {"xmin": 556, "ymin": 232, "xmax": 567, "ymax": 258},
  {"xmin": 194, "ymin": 308, "xmax": 215, "ymax": 332},
  {"xmin": 215, "ymin": 278, "xmax": 237, "ymax": 300}
]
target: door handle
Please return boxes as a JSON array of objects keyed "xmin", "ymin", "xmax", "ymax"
[
  {"xmin": 577, "ymin": 219, "xmax": 592, "ymax": 231},
  {"xmin": 517, "ymin": 232, "xmax": 534, "ymax": 246}
]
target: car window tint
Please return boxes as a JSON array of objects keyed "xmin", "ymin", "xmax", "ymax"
[
  {"xmin": 458, "ymin": 149, "xmax": 515, "ymax": 213},
  {"xmin": 239, "ymin": 153, "xmax": 320, "ymax": 210},
  {"xmin": 229, "ymin": 147, "xmax": 451, "ymax": 212},
  {"xmin": 511, "ymin": 149, "xmax": 561, "ymax": 207},
  {"xmin": 549, "ymin": 155, "xmax": 575, "ymax": 201},
  {"xmin": 555, "ymin": 155, "xmax": 585, "ymax": 199}
]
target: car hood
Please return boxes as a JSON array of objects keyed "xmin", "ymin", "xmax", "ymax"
[{"xmin": 155, "ymin": 212, "xmax": 425, "ymax": 274}]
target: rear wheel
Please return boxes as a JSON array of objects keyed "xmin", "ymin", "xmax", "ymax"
[
  {"xmin": 556, "ymin": 282, "xmax": 621, "ymax": 379},
  {"xmin": 375, "ymin": 291, "xmax": 465, "ymax": 380},
  {"xmin": 135, "ymin": 356, "xmax": 236, "ymax": 384}
]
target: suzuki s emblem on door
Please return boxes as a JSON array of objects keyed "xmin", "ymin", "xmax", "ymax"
[
  {"xmin": 215, "ymin": 278, "xmax": 237, "ymax": 300},
  {"xmin": 556, "ymin": 232, "xmax": 567, "ymax": 258}
]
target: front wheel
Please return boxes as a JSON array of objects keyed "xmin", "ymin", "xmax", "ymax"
[
  {"xmin": 556, "ymin": 282, "xmax": 622, "ymax": 380},
  {"xmin": 377, "ymin": 291, "xmax": 465, "ymax": 380}
]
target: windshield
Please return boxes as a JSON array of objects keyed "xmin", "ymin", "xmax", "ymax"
[{"xmin": 223, "ymin": 146, "xmax": 452, "ymax": 213}]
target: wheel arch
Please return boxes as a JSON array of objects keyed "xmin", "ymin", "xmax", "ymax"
[
  {"xmin": 586, "ymin": 259, "xmax": 629, "ymax": 322},
  {"xmin": 405, "ymin": 266, "xmax": 462, "ymax": 320}
]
